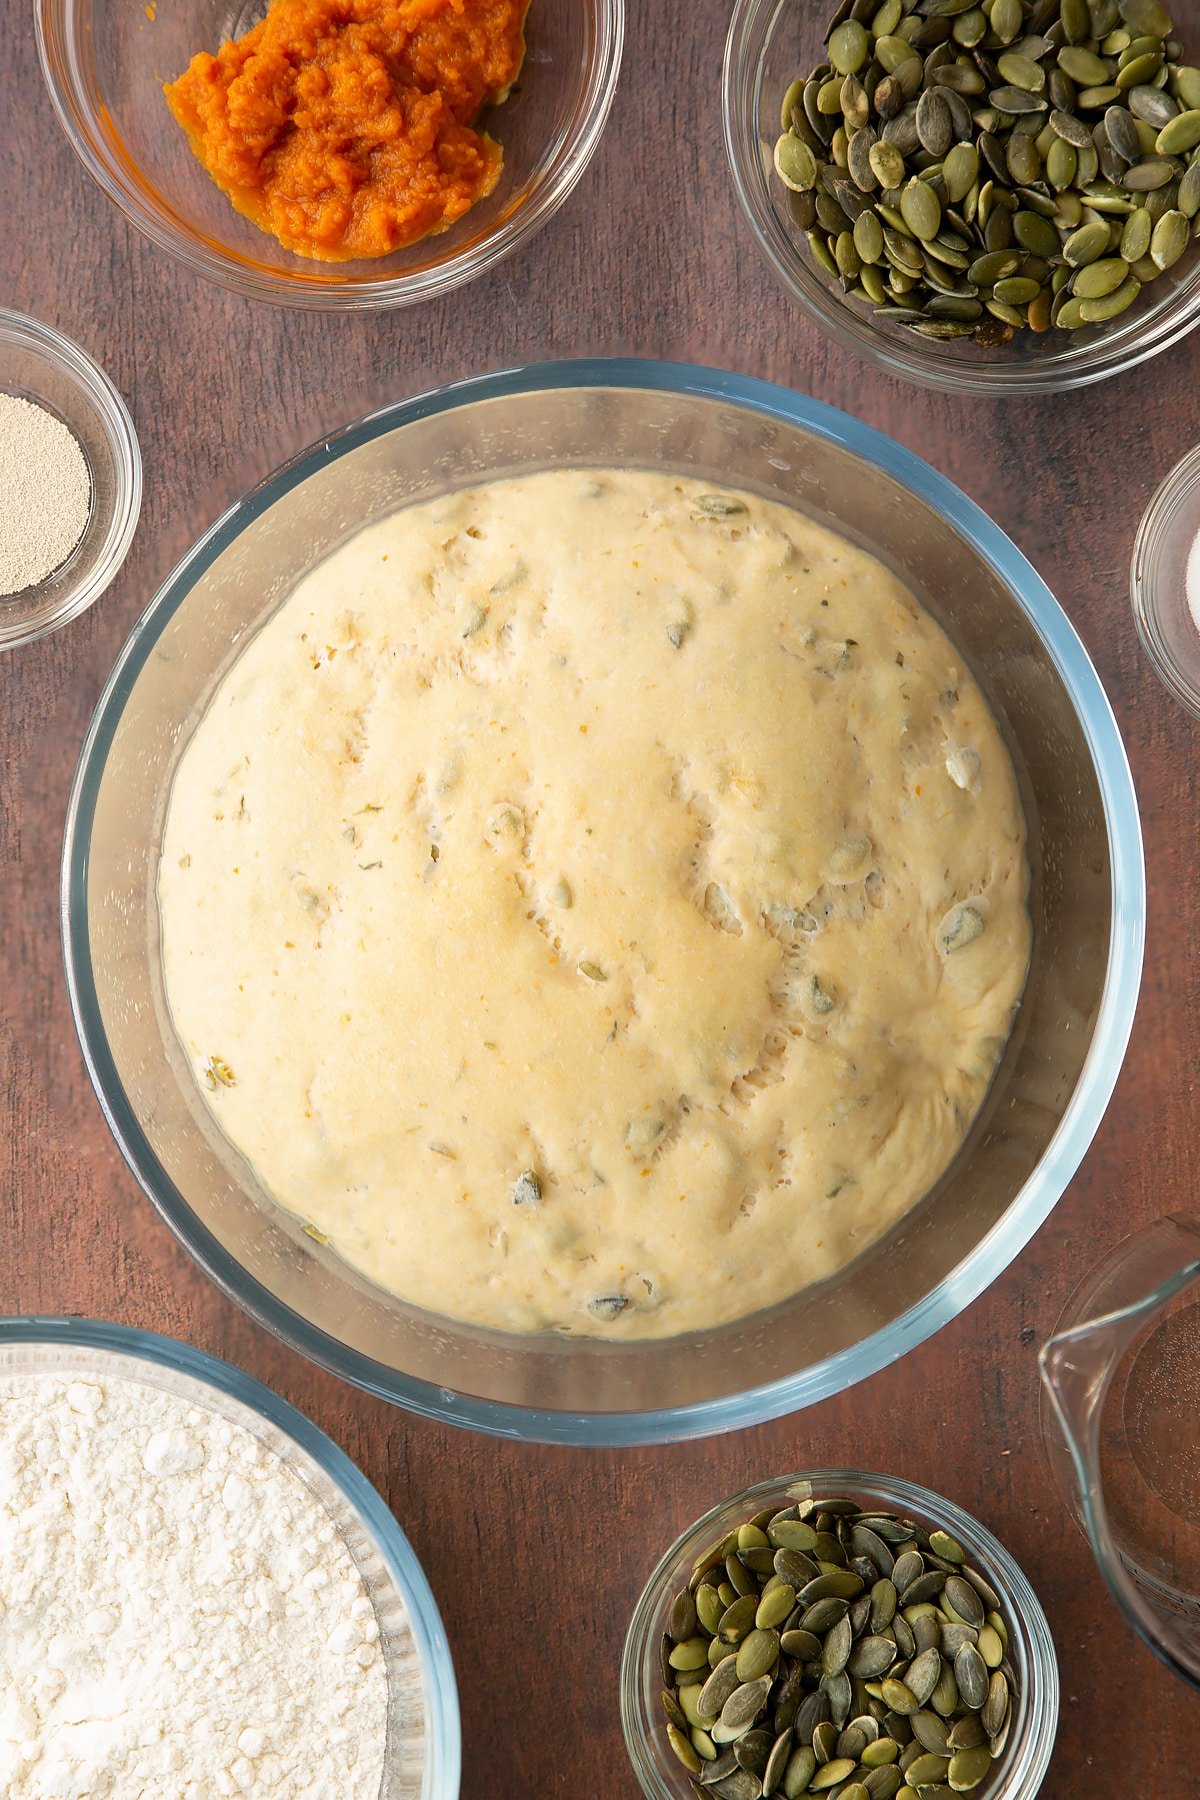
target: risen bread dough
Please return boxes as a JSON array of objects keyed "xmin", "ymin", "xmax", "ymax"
[{"xmin": 159, "ymin": 471, "xmax": 1030, "ymax": 1338}]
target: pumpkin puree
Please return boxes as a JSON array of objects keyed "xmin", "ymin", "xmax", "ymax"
[{"xmin": 164, "ymin": 0, "xmax": 529, "ymax": 262}]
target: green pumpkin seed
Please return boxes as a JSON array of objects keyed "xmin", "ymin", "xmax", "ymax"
[
  {"xmin": 719, "ymin": 1595, "xmax": 760, "ymax": 1642},
  {"xmin": 1059, "ymin": 47, "xmax": 1114, "ymax": 87},
  {"xmin": 1158, "ymin": 108, "xmax": 1200, "ymax": 154},
  {"xmin": 911, "ymin": 1711, "xmax": 951, "ymax": 1754},
  {"xmin": 930, "ymin": 1663, "xmax": 959, "ymax": 1717},
  {"xmin": 1151, "ymin": 207, "xmax": 1191, "ymax": 266},
  {"xmin": 737, "ymin": 1627, "xmax": 782, "ymax": 1682},
  {"xmin": 1178, "ymin": 158, "xmax": 1200, "ymax": 216},
  {"xmin": 812, "ymin": 1759, "xmax": 859, "ymax": 1791},
  {"xmin": 775, "ymin": 133, "xmax": 818, "ymax": 192},
  {"xmin": 670, "ymin": 1590, "xmax": 700, "ymax": 1641},
  {"xmin": 998, "ymin": 52, "xmax": 1046, "ymax": 93},
  {"xmin": 783, "ymin": 1744, "xmax": 818, "ymax": 1799},
  {"xmin": 1046, "ymin": 138, "xmax": 1078, "ymax": 188},
  {"xmin": 769, "ymin": 1518, "xmax": 819, "ymax": 1553},
  {"xmin": 780, "ymin": 78, "xmax": 807, "ymax": 134},
  {"xmin": 1073, "ymin": 253, "xmax": 1133, "ymax": 295},
  {"xmin": 947, "ymin": 1745, "xmax": 993, "ymax": 1791},
  {"xmin": 671, "ymin": 1636, "xmax": 713, "ymax": 1672},
  {"xmin": 1062, "ymin": 216, "xmax": 1113, "ymax": 264},
  {"xmin": 668, "ymin": 1722, "xmax": 703, "ymax": 1773},
  {"xmin": 880, "ymin": 1678, "xmax": 921, "ymax": 1715},
  {"xmin": 1123, "ymin": 156, "xmax": 1178, "ymax": 189},
  {"xmin": 981, "ymin": 1671, "xmax": 1010, "ymax": 1739},
  {"xmin": 1120, "ymin": 0, "xmax": 1172, "ymax": 32},
  {"xmin": 829, "ymin": 19, "xmax": 871, "ymax": 74},
  {"xmin": 1013, "ymin": 209, "xmax": 1061, "ymax": 256},
  {"xmin": 991, "ymin": 0, "xmax": 1023, "ymax": 40},
  {"xmin": 1079, "ymin": 271, "xmax": 1143, "ymax": 314},
  {"xmin": 855, "ymin": 210, "xmax": 886, "ymax": 263},
  {"xmin": 906, "ymin": 1753, "xmax": 952, "ymax": 1787},
  {"xmin": 992, "ymin": 275, "xmax": 1042, "ymax": 303},
  {"xmin": 1120, "ymin": 206, "xmax": 1154, "ymax": 258},
  {"xmin": 756, "ymin": 1585, "xmax": 796, "ymax": 1631},
  {"xmin": 900, "ymin": 178, "xmax": 943, "ymax": 239},
  {"xmin": 1174, "ymin": 65, "xmax": 1200, "ymax": 109},
  {"xmin": 1117, "ymin": 51, "xmax": 1166, "ymax": 91}
]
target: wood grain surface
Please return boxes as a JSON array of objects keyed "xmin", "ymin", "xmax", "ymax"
[{"xmin": 2, "ymin": 3, "xmax": 1199, "ymax": 1795}]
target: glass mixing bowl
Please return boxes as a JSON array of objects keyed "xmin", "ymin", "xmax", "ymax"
[
  {"xmin": 62, "ymin": 360, "xmax": 1145, "ymax": 1445},
  {"xmin": 620, "ymin": 1472, "xmax": 1058, "ymax": 1800},
  {"xmin": 723, "ymin": 0, "xmax": 1200, "ymax": 395},
  {"xmin": 36, "ymin": 0, "xmax": 623, "ymax": 310},
  {"xmin": 0, "ymin": 1317, "xmax": 461, "ymax": 1799}
]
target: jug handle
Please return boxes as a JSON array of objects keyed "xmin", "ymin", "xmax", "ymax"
[{"xmin": 1039, "ymin": 1213, "xmax": 1200, "ymax": 1684}]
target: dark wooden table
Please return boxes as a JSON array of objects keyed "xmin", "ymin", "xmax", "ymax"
[{"xmin": 3, "ymin": 4, "xmax": 1199, "ymax": 1795}]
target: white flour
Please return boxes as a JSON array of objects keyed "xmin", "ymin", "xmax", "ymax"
[{"xmin": 0, "ymin": 1373, "xmax": 389, "ymax": 1799}]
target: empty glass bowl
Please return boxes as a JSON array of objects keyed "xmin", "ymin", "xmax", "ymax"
[
  {"xmin": 722, "ymin": 0, "xmax": 1200, "ymax": 394},
  {"xmin": 620, "ymin": 1471, "xmax": 1058, "ymax": 1800},
  {"xmin": 1131, "ymin": 443, "xmax": 1200, "ymax": 719},
  {"xmin": 37, "ymin": 0, "xmax": 624, "ymax": 310},
  {"xmin": 62, "ymin": 360, "xmax": 1144, "ymax": 1445},
  {"xmin": 0, "ymin": 308, "xmax": 141, "ymax": 649},
  {"xmin": 1041, "ymin": 1214, "xmax": 1200, "ymax": 1693},
  {"xmin": 0, "ymin": 1317, "xmax": 461, "ymax": 1798}
]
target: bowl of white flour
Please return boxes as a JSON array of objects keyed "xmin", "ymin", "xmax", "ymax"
[{"xmin": 0, "ymin": 1317, "xmax": 460, "ymax": 1799}]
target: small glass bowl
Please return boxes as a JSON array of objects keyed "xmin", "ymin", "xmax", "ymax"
[
  {"xmin": 1131, "ymin": 443, "xmax": 1200, "ymax": 720},
  {"xmin": 0, "ymin": 309, "xmax": 141, "ymax": 649},
  {"xmin": 0, "ymin": 1317, "xmax": 461, "ymax": 1799},
  {"xmin": 621, "ymin": 1471, "xmax": 1058, "ymax": 1800},
  {"xmin": 37, "ymin": 0, "xmax": 624, "ymax": 311},
  {"xmin": 722, "ymin": 0, "xmax": 1200, "ymax": 395}
]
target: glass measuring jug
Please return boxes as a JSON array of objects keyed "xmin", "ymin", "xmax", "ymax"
[{"xmin": 1040, "ymin": 1214, "xmax": 1200, "ymax": 1687}]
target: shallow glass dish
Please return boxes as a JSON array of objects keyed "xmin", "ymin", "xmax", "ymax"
[
  {"xmin": 0, "ymin": 308, "xmax": 141, "ymax": 649},
  {"xmin": 62, "ymin": 359, "xmax": 1144, "ymax": 1445},
  {"xmin": 620, "ymin": 1472, "xmax": 1058, "ymax": 1800},
  {"xmin": 0, "ymin": 1316, "xmax": 461, "ymax": 1799},
  {"xmin": 723, "ymin": 0, "xmax": 1200, "ymax": 395},
  {"xmin": 1131, "ymin": 442, "xmax": 1200, "ymax": 719},
  {"xmin": 37, "ymin": 0, "xmax": 623, "ymax": 310}
]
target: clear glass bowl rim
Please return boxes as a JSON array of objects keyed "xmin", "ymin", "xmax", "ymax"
[
  {"xmin": 61, "ymin": 357, "xmax": 1146, "ymax": 1446},
  {"xmin": 619, "ymin": 1469, "xmax": 1060, "ymax": 1800},
  {"xmin": 1130, "ymin": 440, "xmax": 1200, "ymax": 720},
  {"xmin": 721, "ymin": 0, "xmax": 1200, "ymax": 396},
  {"xmin": 0, "ymin": 1314, "xmax": 462, "ymax": 1798},
  {"xmin": 35, "ymin": 0, "xmax": 625, "ymax": 311},
  {"xmin": 0, "ymin": 306, "xmax": 142, "ymax": 648}
]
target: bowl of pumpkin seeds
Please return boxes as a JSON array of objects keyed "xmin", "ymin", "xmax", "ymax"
[
  {"xmin": 724, "ymin": 0, "xmax": 1200, "ymax": 391},
  {"xmin": 622, "ymin": 1473, "xmax": 1058, "ymax": 1800}
]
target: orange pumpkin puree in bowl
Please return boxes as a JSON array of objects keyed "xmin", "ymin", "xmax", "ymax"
[{"xmin": 164, "ymin": 0, "xmax": 530, "ymax": 263}]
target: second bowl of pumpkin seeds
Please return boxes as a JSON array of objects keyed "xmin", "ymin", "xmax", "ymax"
[
  {"xmin": 621, "ymin": 1472, "xmax": 1059, "ymax": 1800},
  {"xmin": 724, "ymin": 0, "xmax": 1200, "ymax": 392}
]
